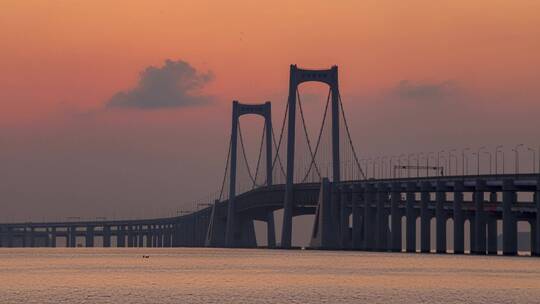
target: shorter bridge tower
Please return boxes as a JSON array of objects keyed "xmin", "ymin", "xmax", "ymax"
[{"xmin": 206, "ymin": 101, "xmax": 275, "ymax": 248}]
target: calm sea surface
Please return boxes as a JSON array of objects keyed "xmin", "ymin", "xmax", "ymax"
[{"xmin": 1, "ymin": 248, "xmax": 540, "ymax": 303}]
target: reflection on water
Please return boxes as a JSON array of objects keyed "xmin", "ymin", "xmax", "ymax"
[{"xmin": 0, "ymin": 248, "xmax": 539, "ymax": 303}]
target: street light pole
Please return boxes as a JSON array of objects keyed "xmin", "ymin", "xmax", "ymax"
[
  {"xmin": 528, "ymin": 147, "xmax": 536, "ymax": 173},
  {"xmin": 408, "ymin": 153, "xmax": 414, "ymax": 178},
  {"xmin": 417, "ymin": 152, "xmax": 424, "ymax": 177},
  {"xmin": 495, "ymin": 145, "xmax": 503, "ymax": 175},
  {"xmin": 476, "ymin": 146, "xmax": 486, "ymax": 176},
  {"xmin": 484, "ymin": 151, "xmax": 492, "ymax": 175},
  {"xmin": 437, "ymin": 150, "xmax": 445, "ymax": 176},
  {"xmin": 462, "ymin": 148, "xmax": 470, "ymax": 176},
  {"xmin": 449, "ymin": 149, "xmax": 457, "ymax": 175},
  {"xmin": 513, "ymin": 144, "xmax": 524, "ymax": 175}
]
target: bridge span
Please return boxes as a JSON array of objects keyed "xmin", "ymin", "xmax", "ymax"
[
  {"xmin": 1, "ymin": 65, "xmax": 538, "ymax": 256},
  {"xmin": 1, "ymin": 174, "xmax": 539, "ymax": 256}
]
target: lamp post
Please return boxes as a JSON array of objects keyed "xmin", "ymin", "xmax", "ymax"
[
  {"xmin": 449, "ymin": 149, "xmax": 457, "ymax": 175},
  {"xmin": 408, "ymin": 153, "xmax": 415, "ymax": 178},
  {"xmin": 483, "ymin": 151, "xmax": 492, "ymax": 174},
  {"xmin": 417, "ymin": 152, "xmax": 424, "ymax": 177},
  {"xmin": 398, "ymin": 154, "xmax": 406, "ymax": 178},
  {"xmin": 437, "ymin": 150, "xmax": 445, "ymax": 176},
  {"xmin": 513, "ymin": 144, "xmax": 524, "ymax": 175},
  {"xmin": 461, "ymin": 148, "xmax": 470, "ymax": 176},
  {"xmin": 476, "ymin": 146, "xmax": 486, "ymax": 176},
  {"xmin": 495, "ymin": 145, "xmax": 504, "ymax": 175},
  {"xmin": 528, "ymin": 147, "xmax": 536, "ymax": 173},
  {"xmin": 381, "ymin": 156, "xmax": 387, "ymax": 179}
]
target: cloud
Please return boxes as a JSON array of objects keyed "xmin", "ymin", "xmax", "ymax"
[
  {"xmin": 391, "ymin": 80, "xmax": 460, "ymax": 102},
  {"xmin": 107, "ymin": 59, "xmax": 213, "ymax": 109}
]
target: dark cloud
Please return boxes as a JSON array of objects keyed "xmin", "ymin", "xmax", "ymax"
[
  {"xmin": 107, "ymin": 59, "xmax": 213, "ymax": 109},
  {"xmin": 392, "ymin": 80, "xmax": 460, "ymax": 102}
]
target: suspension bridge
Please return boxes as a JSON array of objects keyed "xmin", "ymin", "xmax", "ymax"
[{"xmin": 1, "ymin": 65, "xmax": 539, "ymax": 256}]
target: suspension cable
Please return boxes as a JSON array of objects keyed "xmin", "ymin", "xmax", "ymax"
[
  {"xmin": 337, "ymin": 91, "xmax": 366, "ymax": 179},
  {"xmin": 252, "ymin": 123, "xmax": 266, "ymax": 188},
  {"xmin": 238, "ymin": 120, "xmax": 265, "ymax": 188},
  {"xmin": 218, "ymin": 137, "xmax": 232, "ymax": 201},
  {"xmin": 270, "ymin": 102, "xmax": 288, "ymax": 178},
  {"xmin": 297, "ymin": 88, "xmax": 328, "ymax": 182}
]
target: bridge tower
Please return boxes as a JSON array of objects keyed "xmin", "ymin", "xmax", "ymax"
[
  {"xmin": 281, "ymin": 65, "xmax": 341, "ymax": 249},
  {"xmin": 221, "ymin": 101, "xmax": 274, "ymax": 248}
]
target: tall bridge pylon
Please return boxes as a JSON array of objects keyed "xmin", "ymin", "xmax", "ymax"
[{"xmin": 281, "ymin": 65, "xmax": 341, "ymax": 249}]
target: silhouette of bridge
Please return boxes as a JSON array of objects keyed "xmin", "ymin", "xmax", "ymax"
[{"xmin": 1, "ymin": 65, "xmax": 539, "ymax": 256}]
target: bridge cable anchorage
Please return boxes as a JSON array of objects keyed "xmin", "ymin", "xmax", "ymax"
[
  {"xmin": 297, "ymin": 87, "xmax": 330, "ymax": 182},
  {"xmin": 337, "ymin": 91, "xmax": 366, "ymax": 179},
  {"xmin": 270, "ymin": 101, "xmax": 288, "ymax": 179},
  {"xmin": 237, "ymin": 120, "xmax": 266, "ymax": 189},
  {"xmin": 218, "ymin": 137, "xmax": 232, "ymax": 201}
]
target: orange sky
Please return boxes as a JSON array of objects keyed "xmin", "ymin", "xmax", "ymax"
[
  {"xmin": 2, "ymin": 1, "xmax": 539, "ymax": 122},
  {"xmin": 0, "ymin": 1, "xmax": 539, "ymax": 222}
]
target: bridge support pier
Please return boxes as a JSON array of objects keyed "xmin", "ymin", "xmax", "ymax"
[
  {"xmin": 390, "ymin": 182, "xmax": 402, "ymax": 252},
  {"xmin": 503, "ymin": 180, "xmax": 517, "ymax": 255},
  {"xmin": 420, "ymin": 182, "xmax": 431, "ymax": 253},
  {"xmin": 535, "ymin": 184, "xmax": 540, "ymax": 256},
  {"xmin": 363, "ymin": 183, "xmax": 376, "ymax": 251},
  {"xmin": 310, "ymin": 178, "xmax": 339, "ymax": 249},
  {"xmin": 117, "ymin": 226, "xmax": 126, "ymax": 247},
  {"xmin": 266, "ymin": 212, "xmax": 276, "ymax": 248},
  {"xmin": 340, "ymin": 185, "xmax": 351, "ymax": 249},
  {"xmin": 69, "ymin": 226, "xmax": 76, "ymax": 248},
  {"xmin": 436, "ymin": 181, "xmax": 447, "ymax": 253},
  {"xmin": 453, "ymin": 181, "xmax": 464, "ymax": 254},
  {"xmin": 50, "ymin": 228, "xmax": 56, "ymax": 248},
  {"xmin": 487, "ymin": 215, "xmax": 498, "ymax": 255},
  {"xmin": 406, "ymin": 182, "xmax": 416, "ymax": 253},
  {"xmin": 146, "ymin": 226, "xmax": 153, "ymax": 248},
  {"xmin": 205, "ymin": 201, "xmax": 226, "ymax": 247},
  {"xmin": 103, "ymin": 226, "xmax": 111, "ymax": 248},
  {"xmin": 474, "ymin": 180, "xmax": 486, "ymax": 255},
  {"xmin": 138, "ymin": 225, "xmax": 144, "ymax": 247},
  {"xmin": 376, "ymin": 183, "xmax": 388, "ymax": 251},
  {"xmin": 85, "ymin": 226, "xmax": 94, "ymax": 247},
  {"xmin": 351, "ymin": 184, "xmax": 363, "ymax": 250}
]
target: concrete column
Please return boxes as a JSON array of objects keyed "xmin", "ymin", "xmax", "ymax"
[
  {"xmin": 138, "ymin": 225, "xmax": 144, "ymax": 247},
  {"xmin": 487, "ymin": 215, "xmax": 498, "ymax": 255},
  {"xmin": 266, "ymin": 212, "xmax": 276, "ymax": 248},
  {"xmin": 351, "ymin": 184, "xmax": 363, "ymax": 249},
  {"xmin": 146, "ymin": 226, "xmax": 153, "ymax": 247},
  {"xmin": 435, "ymin": 181, "xmax": 447, "ymax": 253},
  {"xmin": 535, "ymin": 183, "xmax": 540, "ymax": 256},
  {"xmin": 158, "ymin": 225, "xmax": 163, "ymax": 247},
  {"xmin": 473, "ymin": 180, "xmax": 486, "ymax": 254},
  {"xmin": 406, "ymin": 182, "xmax": 416, "ymax": 253},
  {"xmin": 420, "ymin": 181, "xmax": 431, "ymax": 253},
  {"xmin": 340, "ymin": 185, "xmax": 351, "ymax": 249},
  {"xmin": 127, "ymin": 226, "xmax": 134, "ymax": 247},
  {"xmin": 503, "ymin": 180, "xmax": 517, "ymax": 255},
  {"xmin": 529, "ymin": 219, "xmax": 535, "ymax": 257},
  {"xmin": 363, "ymin": 183, "xmax": 375, "ymax": 251},
  {"xmin": 85, "ymin": 226, "xmax": 94, "ymax": 247},
  {"xmin": 486, "ymin": 192, "xmax": 498, "ymax": 255},
  {"xmin": 376, "ymin": 182, "xmax": 388, "ymax": 251},
  {"xmin": 69, "ymin": 226, "xmax": 76, "ymax": 248},
  {"xmin": 7, "ymin": 227, "xmax": 13, "ymax": 248},
  {"xmin": 453, "ymin": 181, "xmax": 465, "ymax": 254},
  {"xmin": 390, "ymin": 182, "xmax": 402, "ymax": 252},
  {"xmin": 29, "ymin": 227, "xmax": 35, "ymax": 247},
  {"xmin": 50, "ymin": 227, "xmax": 57, "ymax": 248},
  {"xmin": 103, "ymin": 226, "xmax": 111, "ymax": 248},
  {"xmin": 117, "ymin": 226, "xmax": 126, "ymax": 247},
  {"xmin": 469, "ymin": 215, "xmax": 476, "ymax": 254}
]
